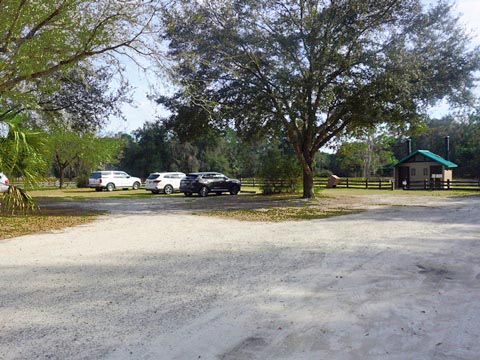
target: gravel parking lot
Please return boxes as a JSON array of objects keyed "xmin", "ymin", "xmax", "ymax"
[{"xmin": 0, "ymin": 194, "xmax": 479, "ymax": 359}]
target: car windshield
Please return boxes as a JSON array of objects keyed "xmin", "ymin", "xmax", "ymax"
[
  {"xmin": 147, "ymin": 174, "xmax": 160, "ymax": 180},
  {"xmin": 90, "ymin": 172, "xmax": 102, "ymax": 179}
]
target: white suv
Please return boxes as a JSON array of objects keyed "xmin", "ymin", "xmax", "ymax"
[
  {"xmin": 145, "ymin": 172, "xmax": 185, "ymax": 194},
  {"xmin": 88, "ymin": 171, "xmax": 142, "ymax": 192},
  {"xmin": 0, "ymin": 172, "xmax": 9, "ymax": 193}
]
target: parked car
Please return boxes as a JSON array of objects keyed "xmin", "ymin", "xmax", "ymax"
[
  {"xmin": 180, "ymin": 172, "xmax": 241, "ymax": 197},
  {"xmin": 0, "ymin": 172, "xmax": 9, "ymax": 193},
  {"xmin": 145, "ymin": 172, "xmax": 186, "ymax": 194},
  {"xmin": 88, "ymin": 171, "xmax": 142, "ymax": 192}
]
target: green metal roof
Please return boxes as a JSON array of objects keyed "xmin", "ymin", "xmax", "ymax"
[{"xmin": 390, "ymin": 150, "xmax": 458, "ymax": 168}]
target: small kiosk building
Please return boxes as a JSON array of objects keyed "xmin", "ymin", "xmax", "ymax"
[{"xmin": 391, "ymin": 150, "xmax": 457, "ymax": 189}]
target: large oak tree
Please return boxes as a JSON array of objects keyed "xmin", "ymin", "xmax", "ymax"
[{"xmin": 160, "ymin": 0, "xmax": 480, "ymax": 198}]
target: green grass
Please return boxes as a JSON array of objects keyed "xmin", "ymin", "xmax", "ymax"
[
  {"xmin": 24, "ymin": 185, "xmax": 480, "ymax": 199},
  {"xmin": 319, "ymin": 188, "xmax": 480, "ymax": 197},
  {"xmin": 26, "ymin": 187, "xmax": 180, "ymax": 200}
]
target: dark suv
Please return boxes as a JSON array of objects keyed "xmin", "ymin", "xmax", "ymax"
[{"xmin": 180, "ymin": 172, "xmax": 241, "ymax": 197}]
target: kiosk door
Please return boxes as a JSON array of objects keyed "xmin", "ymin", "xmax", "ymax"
[{"xmin": 398, "ymin": 166, "xmax": 409, "ymax": 189}]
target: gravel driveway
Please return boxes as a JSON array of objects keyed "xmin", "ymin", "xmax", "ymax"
[{"xmin": 0, "ymin": 194, "xmax": 479, "ymax": 359}]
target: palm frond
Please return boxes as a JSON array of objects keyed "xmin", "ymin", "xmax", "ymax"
[
  {"xmin": 0, "ymin": 114, "xmax": 47, "ymax": 187},
  {"xmin": 1, "ymin": 113, "xmax": 45, "ymax": 213},
  {"xmin": 1, "ymin": 185, "xmax": 39, "ymax": 214}
]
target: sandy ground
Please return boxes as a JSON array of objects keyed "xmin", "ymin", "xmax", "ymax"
[{"xmin": 1, "ymin": 195, "xmax": 480, "ymax": 359}]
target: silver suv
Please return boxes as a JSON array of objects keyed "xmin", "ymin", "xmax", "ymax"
[
  {"xmin": 88, "ymin": 171, "xmax": 142, "ymax": 192},
  {"xmin": 145, "ymin": 172, "xmax": 185, "ymax": 194}
]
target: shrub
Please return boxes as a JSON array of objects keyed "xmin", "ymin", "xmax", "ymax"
[
  {"xmin": 76, "ymin": 174, "xmax": 90, "ymax": 188},
  {"xmin": 258, "ymin": 149, "xmax": 302, "ymax": 194}
]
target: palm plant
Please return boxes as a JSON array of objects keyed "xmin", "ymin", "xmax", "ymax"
[{"xmin": 0, "ymin": 113, "xmax": 47, "ymax": 213}]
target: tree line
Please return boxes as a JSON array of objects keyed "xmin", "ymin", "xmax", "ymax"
[
  {"xmin": 3, "ymin": 107, "xmax": 480, "ymax": 192},
  {"xmin": 120, "ymin": 114, "xmax": 480, "ymax": 181},
  {"xmin": 96, "ymin": 113, "xmax": 480, "ymax": 185}
]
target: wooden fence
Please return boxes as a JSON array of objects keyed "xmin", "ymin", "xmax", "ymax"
[
  {"xmin": 10, "ymin": 177, "xmax": 480, "ymax": 192},
  {"xmin": 404, "ymin": 179, "xmax": 480, "ymax": 191},
  {"xmin": 11, "ymin": 180, "xmax": 77, "ymax": 189},
  {"xmin": 241, "ymin": 177, "xmax": 480, "ymax": 191},
  {"xmin": 326, "ymin": 178, "xmax": 394, "ymax": 190},
  {"xmin": 240, "ymin": 177, "xmax": 394, "ymax": 190}
]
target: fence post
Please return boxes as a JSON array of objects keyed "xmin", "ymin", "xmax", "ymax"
[
  {"xmin": 379, "ymin": 179, "xmax": 382, "ymax": 189},
  {"xmin": 365, "ymin": 178, "xmax": 368, "ymax": 189},
  {"xmin": 346, "ymin": 178, "xmax": 349, "ymax": 188},
  {"xmin": 424, "ymin": 179, "xmax": 427, "ymax": 190},
  {"xmin": 447, "ymin": 179, "xmax": 450, "ymax": 190}
]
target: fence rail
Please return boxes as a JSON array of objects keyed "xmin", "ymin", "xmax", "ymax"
[
  {"xmin": 331, "ymin": 178, "xmax": 394, "ymax": 190},
  {"xmin": 11, "ymin": 180, "xmax": 77, "ymax": 189},
  {"xmin": 241, "ymin": 177, "xmax": 480, "ymax": 191},
  {"xmin": 405, "ymin": 179, "xmax": 480, "ymax": 191},
  {"xmin": 240, "ymin": 177, "xmax": 394, "ymax": 190}
]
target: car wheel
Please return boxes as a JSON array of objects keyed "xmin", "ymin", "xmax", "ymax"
[
  {"xmin": 184, "ymin": 192, "xmax": 193, "ymax": 197},
  {"xmin": 106, "ymin": 183, "xmax": 115, "ymax": 192},
  {"xmin": 230, "ymin": 185, "xmax": 240, "ymax": 195},
  {"xmin": 95, "ymin": 187, "xmax": 102, "ymax": 192},
  {"xmin": 199, "ymin": 186, "xmax": 209, "ymax": 197},
  {"xmin": 164, "ymin": 184, "xmax": 174, "ymax": 195},
  {"xmin": 132, "ymin": 181, "xmax": 140, "ymax": 190}
]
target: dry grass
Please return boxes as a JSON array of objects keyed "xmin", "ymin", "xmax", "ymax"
[
  {"xmin": 0, "ymin": 208, "xmax": 103, "ymax": 240},
  {"xmin": 197, "ymin": 206, "xmax": 360, "ymax": 222}
]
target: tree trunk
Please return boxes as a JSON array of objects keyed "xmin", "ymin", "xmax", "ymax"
[
  {"xmin": 302, "ymin": 164, "xmax": 315, "ymax": 199},
  {"xmin": 59, "ymin": 167, "xmax": 65, "ymax": 189},
  {"xmin": 363, "ymin": 132, "xmax": 373, "ymax": 180},
  {"xmin": 291, "ymin": 136, "xmax": 316, "ymax": 198}
]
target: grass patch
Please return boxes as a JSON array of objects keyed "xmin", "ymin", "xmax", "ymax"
[
  {"xmin": 0, "ymin": 208, "xmax": 104, "ymax": 240},
  {"xmin": 197, "ymin": 206, "xmax": 359, "ymax": 222},
  {"xmin": 320, "ymin": 188, "xmax": 480, "ymax": 197}
]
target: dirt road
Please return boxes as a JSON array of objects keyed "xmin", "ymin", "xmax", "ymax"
[{"xmin": 0, "ymin": 195, "xmax": 479, "ymax": 359}]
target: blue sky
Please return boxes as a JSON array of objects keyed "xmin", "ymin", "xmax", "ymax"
[{"xmin": 106, "ymin": 0, "xmax": 480, "ymax": 134}]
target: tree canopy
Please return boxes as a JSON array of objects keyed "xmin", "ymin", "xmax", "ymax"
[
  {"xmin": 0, "ymin": 0, "xmax": 158, "ymax": 122},
  {"xmin": 34, "ymin": 65, "xmax": 131, "ymax": 132},
  {"xmin": 160, "ymin": 0, "xmax": 480, "ymax": 197},
  {"xmin": 0, "ymin": 0, "xmax": 157, "ymax": 91}
]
